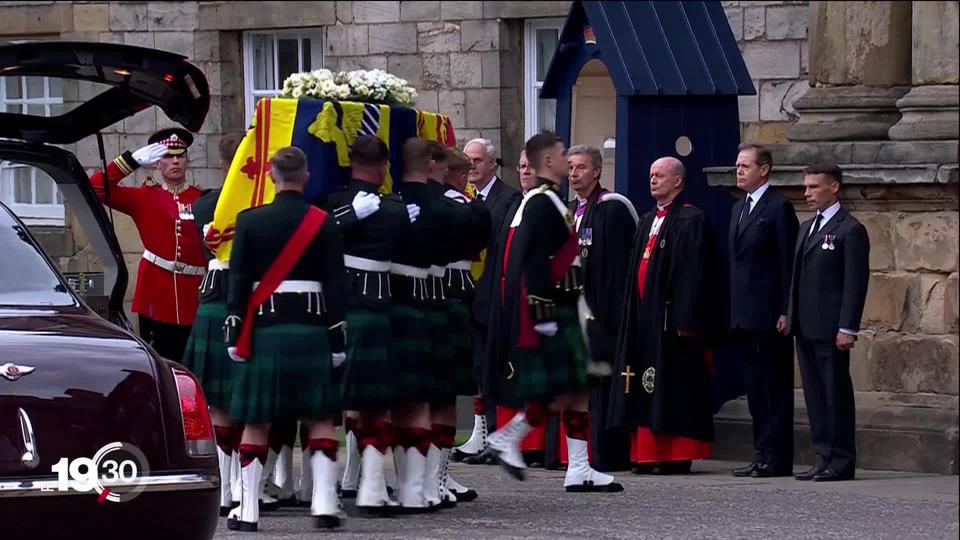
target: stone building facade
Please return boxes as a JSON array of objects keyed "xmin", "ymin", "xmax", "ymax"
[{"xmin": 1, "ymin": 1, "xmax": 956, "ymax": 472}]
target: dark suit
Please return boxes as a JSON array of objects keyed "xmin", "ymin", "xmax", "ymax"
[
  {"xmin": 729, "ymin": 186, "xmax": 799, "ymax": 471},
  {"xmin": 471, "ymin": 178, "xmax": 521, "ymax": 423},
  {"xmin": 787, "ymin": 205, "xmax": 870, "ymax": 476}
]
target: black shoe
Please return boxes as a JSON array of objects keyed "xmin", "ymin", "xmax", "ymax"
[
  {"xmin": 565, "ymin": 481, "xmax": 624, "ymax": 493},
  {"xmin": 275, "ymin": 495, "xmax": 299, "ymax": 507},
  {"xmin": 313, "ymin": 515, "xmax": 341, "ymax": 529},
  {"xmin": 451, "ymin": 488, "xmax": 478, "ymax": 502},
  {"xmin": 659, "ymin": 461, "xmax": 692, "ymax": 475},
  {"xmin": 812, "ymin": 468, "xmax": 854, "ymax": 482},
  {"xmin": 732, "ymin": 462, "xmax": 759, "ymax": 477},
  {"xmin": 340, "ymin": 489, "xmax": 357, "ymax": 499},
  {"xmin": 631, "ymin": 463, "xmax": 657, "ymax": 475},
  {"xmin": 752, "ymin": 464, "xmax": 794, "ymax": 478},
  {"xmin": 258, "ymin": 499, "xmax": 279, "ymax": 512},
  {"xmin": 460, "ymin": 452, "xmax": 486, "ymax": 465},
  {"xmin": 794, "ymin": 465, "xmax": 826, "ymax": 481},
  {"xmin": 227, "ymin": 517, "xmax": 257, "ymax": 532},
  {"xmin": 351, "ymin": 504, "xmax": 396, "ymax": 518},
  {"xmin": 750, "ymin": 464, "xmax": 793, "ymax": 478}
]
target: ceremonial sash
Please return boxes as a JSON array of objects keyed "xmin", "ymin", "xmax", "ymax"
[{"xmin": 235, "ymin": 206, "xmax": 328, "ymax": 358}]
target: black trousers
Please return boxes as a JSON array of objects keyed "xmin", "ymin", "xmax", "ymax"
[
  {"xmin": 796, "ymin": 335, "xmax": 856, "ymax": 475},
  {"xmin": 589, "ymin": 366, "xmax": 632, "ymax": 472},
  {"xmin": 733, "ymin": 330, "xmax": 794, "ymax": 470},
  {"xmin": 139, "ymin": 315, "xmax": 193, "ymax": 363}
]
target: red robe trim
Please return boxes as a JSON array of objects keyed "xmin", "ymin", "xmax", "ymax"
[
  {"xmin": 632, "ymin": 205, "xmax": 711, "ymax": 463},
  {"xmin": 235, "ymin": 206, "xmax": 327, "ymax": 358}
]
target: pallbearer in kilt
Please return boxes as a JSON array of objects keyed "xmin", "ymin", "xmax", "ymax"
[
  {"xmin": 224, "ymin": 147, "xmax": 347, "ymax": 532},
  {"xmin": 426, "ymin": 145, "xmax": 491, "ymax": 506},
  {"xmin": 182, "ymin": 133, "xmax": 246, "ymax": 517},
  {"xmin": 483, "ymin": 133, "xmax": 622, "ymax": 493},
  {"xmin": 388, "ymin": 138, "xmax": 448, "ymax": 512},
  {"xmin": 323, "ymin": 136, "xmax": 415, "ymax": 513}
]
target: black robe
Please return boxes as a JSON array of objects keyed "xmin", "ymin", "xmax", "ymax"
[
  {"xmin": 570, "ymin": 187, "xmax": 638, "ymax": 471},
  {"xmin": 607, "ymin": 200, "xmax": 723, "ymax": 443}
]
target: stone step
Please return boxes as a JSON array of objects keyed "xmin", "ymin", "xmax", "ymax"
[{"xmin": 713, "ymin": 390, "xmax": 959, "ymax": 474}]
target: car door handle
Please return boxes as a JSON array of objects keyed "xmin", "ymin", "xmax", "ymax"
[{"xmin": 18, "ymin": 408, "xmax": 40, "ymax": 470}]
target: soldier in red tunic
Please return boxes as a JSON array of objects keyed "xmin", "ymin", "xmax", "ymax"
[{"xmin": 89, "ymin": 128, "xmax": 207, "ymax": 361}]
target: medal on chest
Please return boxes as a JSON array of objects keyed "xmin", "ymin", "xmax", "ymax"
[
  {"xmin": 579, "ymin": 227, "xmax": 593, "ymax": 259},
  {"xmin": 821, "ymin": 234, "xmax": 835, "ymax": 251}
]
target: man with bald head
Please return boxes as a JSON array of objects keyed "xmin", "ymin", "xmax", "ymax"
[{"xmin": 608, "ymin": 156, "xmax": 723, "ymax": 475}]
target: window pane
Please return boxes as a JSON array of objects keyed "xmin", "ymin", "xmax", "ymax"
[
  {"xmin": 302, "ymin": 38, "xmax": 312, "ymax": 71},
  {"xmin": 0, "ymin": 208, "xmax": 76, "ymax": 307},
  {"xmin": 25, "ymin": 76, "xmax": 44, "ymax": 98},
  {"xmin": 13, "ymin": 167, "xmax": 33, "ymax": 204},
  {"xmin": 27, "ymin": 103, "xmax": 45, "ymax": 116},
  {"xmin": 252, "ymin": 35, "xmax": 276, "ymax": 91},
  {"xmin": 34, "ymin": 171, "xmax": 54, "ymax": 204},
  {"xmin": 536, "ymin": 29, "xmax": 559, "ymax": 81},
  {"xmin": 4, "ymin": 77, "xmax": 21, "ymax": 99},
  {"xmin": 48, "ymin": 77, "xmax": 63, "ymax": 99},
  {"xmin": 538, "ymin": 99, "xmax": 557, "ymax": 133},
  {"xmin": 277, "ymin": 38, "xmax": 299, "ymax": 84},
  {"xmin": 308, "ymin": 37, "xmax": 324, "ymax": 70}
]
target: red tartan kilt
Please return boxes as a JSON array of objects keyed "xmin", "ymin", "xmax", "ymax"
[{"xmin": 132, "ymin": 258, "xmax": 202, "ymax": 326}]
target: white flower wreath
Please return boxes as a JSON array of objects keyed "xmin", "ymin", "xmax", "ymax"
[{"xmin": 281, "ymin": 68, "xmax": 417, "ymax": 105}]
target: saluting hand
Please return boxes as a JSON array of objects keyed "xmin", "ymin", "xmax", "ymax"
[
  {"xmin": 131, "ymin": 142, "xmax": 168, "ymax": 167},
  {"xmin": 836, "ymin": 332, "xmax": 856, "ymax": 352}
]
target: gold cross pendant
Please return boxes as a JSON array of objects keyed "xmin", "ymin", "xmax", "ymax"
[{"xmin": 621, "ymin": 365, "xmax": 635, "ymax": 394}]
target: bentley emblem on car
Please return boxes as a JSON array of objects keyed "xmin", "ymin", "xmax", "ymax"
[{"xmin": 1, "ymin": 362, "xmax": 36, "ymax": 381}]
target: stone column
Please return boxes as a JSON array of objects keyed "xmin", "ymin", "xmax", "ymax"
[
  {"xmin": 789, "ymin": 1, "xmax": 913, "ymax": 141},
  {"xmin": 889, "ymin": 1, "xmax": 960, "ymax": 141}
]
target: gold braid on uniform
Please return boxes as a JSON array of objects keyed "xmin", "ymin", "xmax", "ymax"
[{"xmin": 113, "ymin": 151, "xmax": 142, "ymax": 177}]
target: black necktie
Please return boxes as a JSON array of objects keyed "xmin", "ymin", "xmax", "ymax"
[
  {"xmin": 477, "ymin": 193, "xmax": 485, "ymax": 202},
  {"xmin": 737, "ymin": 195, "xmax": 751, "ymax": 233},
  {"xmin": 808, "ymin": 212, "xmax": 823, "ymax": 240}
]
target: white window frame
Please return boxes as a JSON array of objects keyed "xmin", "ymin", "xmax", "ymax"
[
  {"xmin": 524, "ymin": 18, "xmax": 566, "ymax": 141},
  {"xmin": 242, "ymin": 30, "xmax": 324, "ymax": 126},
  {"xmin": 1, "ymin": 69, "xmax": 66, "ymax": 226}
]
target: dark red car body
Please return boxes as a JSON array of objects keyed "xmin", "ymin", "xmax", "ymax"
[{"xmin": 0, "ymin": 42, "xmax": 218, "ymax": 540}]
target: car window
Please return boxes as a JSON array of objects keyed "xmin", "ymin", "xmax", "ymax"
[{"xmin": 0, "ymin": 203, "xmax": 77, "ymax": 307}]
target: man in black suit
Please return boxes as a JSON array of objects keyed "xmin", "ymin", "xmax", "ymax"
[
  {"xmin": 788, "ymin": 163, "xmax": 870, "ymax": 482},
  {"xmin": 455, "ymin": 138, "xmax": 522, "ymax": 462},
  {"xmin": 729, "ymin": 144, "xmax": 799, "ymax": 478}
]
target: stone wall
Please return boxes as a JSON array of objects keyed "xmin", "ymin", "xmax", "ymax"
[{"xmin": 724, "ymin": 1, "xmax": 811, "ymax": 144}]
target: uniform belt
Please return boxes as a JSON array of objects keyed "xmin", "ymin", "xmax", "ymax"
[
  {"xmin": 390, "ymin": 263, "xmax": 430, "ymax": 279},
  {"xmin": 429, "ymin": 265, "xmax": 446, "ymax": 278},
  {"xmin": 447, "ymin": 260, "xmax": 472, "ymax": 271},
  {"xmin": 252, "ymin": 280, "xmax": 323, "ymax": 293},
  {"xmin": 344, "ymin": 255, "xmax": 391, "ymax": 272},
  {"xmin": 143, "ymin": 250, "xmax": 206, "ymax": 276},
  {"xmin": 208, "ymin": 259, "xmax": 229, "ymax": 271}
]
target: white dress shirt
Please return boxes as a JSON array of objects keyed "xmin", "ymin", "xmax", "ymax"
[
  {"xmin": 745, "ymin": 181, "xmax": 770, "ymax": 214},
  {"xmin": 477, "ymin": 176, "xmax": 498, "ymax": 201}
]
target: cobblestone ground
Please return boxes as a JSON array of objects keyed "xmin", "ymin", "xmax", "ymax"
[{"xmin": 214, "ymin": 456, "xmax": 959, "ymax": 539}]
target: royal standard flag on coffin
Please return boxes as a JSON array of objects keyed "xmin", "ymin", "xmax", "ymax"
[{"xmin": 205, "ymin": 97, "xmax": 456, "ymax": 261}]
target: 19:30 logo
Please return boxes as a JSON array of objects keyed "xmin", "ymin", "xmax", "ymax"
[{"xmin": 50, "ymin": 442, "xmax": 150, "ymax": 503}]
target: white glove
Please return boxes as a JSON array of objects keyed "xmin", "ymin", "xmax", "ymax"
[
  {"xmin": 227, "ymin": 346, "xmax": 246, "ymax": 363},
  {"xmin": 331, "ymin": 352, "xmax": 346, "ymax": 369},
  {"xmin": 352, "ymin": 192, "xmax": 381, "ymax": 220},
  {"xmin": 534, "ymin": 322, "xmax": 558, "ymax": 337},
  {"xmin": 131, "ymin": 142, "xmax": 168, "ymax": 167},
  {"xmin": 406, "ymin": 203, "xmax": 421, "ymax": 223}
]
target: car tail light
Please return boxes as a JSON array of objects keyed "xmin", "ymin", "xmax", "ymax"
[{"xmin": 172, "ymin": 367, "xmax": 216, "ymax": 457}]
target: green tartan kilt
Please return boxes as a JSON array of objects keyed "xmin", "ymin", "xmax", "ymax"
[
  {"xmin": 439, "ymin": 301, "xmax": 477, "ymax": 398},
  {"xmin": 390, "ymin": 303, "xmax": 436, "ymax": 401},
  {"xmin": 503, "ymin": 306, "xmax": 589, "ymax": 405},
  {"xmin": 181, "ymin": 301, "xmax": 233, "ymax": 411},
  {"xmin": 339, "ymin": 308, "xmax": 398, "ymax": 411},
  {"xmin": 228, "ymin": 324, "xmax": 340, "ymax": 424}
]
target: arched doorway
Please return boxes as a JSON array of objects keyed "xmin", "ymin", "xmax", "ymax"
[{"xmin": 571, "ymin": 59, "xmax": 616, "ymax": 193}]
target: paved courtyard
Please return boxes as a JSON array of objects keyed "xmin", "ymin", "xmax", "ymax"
[{"xmin": 214, "ymin": 458, "xmax": 959, "ymax": 539}]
